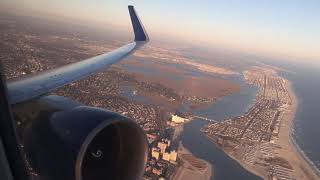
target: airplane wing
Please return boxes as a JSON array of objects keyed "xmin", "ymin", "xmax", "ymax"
[{"xmin": 6, "ymin": 5, "xmax": 148, "ymax": 105}]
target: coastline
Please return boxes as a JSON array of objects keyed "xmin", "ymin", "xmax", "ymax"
[
  {"xmin": 279, "ymin": 81, "xmax": 320, "ymax": 179},
  {"xmin": 171, "ymin": 124, "xmax": 213, "ymax": 180},
  {"xmin": 233, "ymin": 79, "xmax": 318, "ymax": 179},
  {"xmin": 171, "ymin": 67, "xmax": 320, "ymax": 180},
  {"xmin": 235, "ymin": 74, "xmax": 320, "ymax": 179},
  {"xmin": 239, "ymin": 74, "xmax": 320, "ymax": 179},
  {"xmin": 199, "ymin": 67, "xmax": 320, "ymax": 180},
  {"xmin": 204, "ymin": 133, "xmax": 266, "ymax": 179},
  {"xmin": 290, "ymin": 82, "xmax": 320, "ymax": 177},
  {"xmin": 172, "ymin": 142, "xmax": 212, "ymax": 180}
]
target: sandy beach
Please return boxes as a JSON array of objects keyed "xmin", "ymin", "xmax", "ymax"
[
  {"xmin": 199, "ymin": 67, "xmax": 320, "ymax": 180},
  {"xmin": 224, "ymin": 79, "xmax": 319, "ymax": 179},
  {"xmin": 239, "ymin": 73, "xmax": 320, "ymax": 179},
  {"xmin": 238, "ymin": 73, "xmax": 320, "ymax": 179},
  {"xmin": 273, "ymin": 81, "xmax": 319, "ymax": 180},
  {"xmin": 236, "ymin": 80, "xmax": 319, "ymax": 179},
  {"xmin": 170, "ymin": 67, "xmax": 320, "ymax": 180}
]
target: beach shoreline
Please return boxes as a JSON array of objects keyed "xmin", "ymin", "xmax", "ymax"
[
  {"xmin": 171, "ymin": 67, "xmax": 320, "ymax": 180},
  {"xmin": 280, "ymin": 80, "xmax": 320, "ymax": 179},
  {"xmin": 235, "ymin": 79, "xmax": 318, "ymax": 179},
  {"xmin": 199, "ymin": 67, "xmax": 320, "ymax": 180},
  {"xmin": 236, "ymin": 72, "xmax": 320, "ymax": 179},
  {"xmin": 237, "ymin": 73, "xmax": 320, "ymax": 179}
]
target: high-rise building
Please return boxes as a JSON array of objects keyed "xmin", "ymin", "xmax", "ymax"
[
  {"xmin": 157, "ymin": 142, "xmax": 167, "ymax": 154},
  {"xmin": 167, "ymin": 140, "xmax": 171, "ymax": 147},
  {"xmin": 151, "ymin": 148, "xmax": 160, "ymax": 160},
  {"xmin": 170, "ymin": 150, "xmax": 177, "ymax": 162},
  {"xmin": 162, "ymin": 152, "xmax": 170, "ymax": 161}
]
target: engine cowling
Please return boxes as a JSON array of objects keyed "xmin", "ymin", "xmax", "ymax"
[{"xmin": 23, "ymin": 105, "xmax": 148, "ymax": 180}]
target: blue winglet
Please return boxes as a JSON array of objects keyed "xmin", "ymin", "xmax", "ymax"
[{"xmin": 128, "ymin": 5, "xmax": 149, "ymax": 42}]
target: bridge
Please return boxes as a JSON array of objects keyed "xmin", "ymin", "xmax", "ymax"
[{"xmin": 191, "ymin": 115, "xmax": 218, "ymax": 122}]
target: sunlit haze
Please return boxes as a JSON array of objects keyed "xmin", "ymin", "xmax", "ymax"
[{"xmin": 2, "ymin": 0, "xmax": 320, "ymax": 63}]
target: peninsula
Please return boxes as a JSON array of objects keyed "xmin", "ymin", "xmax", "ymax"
[{"xmin": 202, "ymin": 66, "xmax": 319, "ymax": 180}]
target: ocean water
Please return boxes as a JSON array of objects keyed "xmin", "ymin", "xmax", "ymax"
[
  {"xmin": 276, "ymin": 63, "xmax": 320, "ymax": 174},
  {"xmin": 180, "ymin": 75, "xmax": 261, "ymax": 180}
]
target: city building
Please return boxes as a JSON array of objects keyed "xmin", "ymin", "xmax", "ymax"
[
  {"xmin": 157, "ymin": 142, "xmax": 167, "ymax": 154},
  {"xmin": 145, "ymin": 165, "xmax": 152, "ymax": 172},
  {"xmin": 152, "ymin": 167, "xmax": 163, "ymax": 176},
  {"xmin": 162, "ymin": 152, "xmax": 170, "ymax": 161},
  {"xmin": 151, "ymin": 148, "xmax": 160, "ymax": 160},
  {"xmin": 169, "ymin": 150, "xmax": 177, "ymax": 162},
  {"xmin": 147, "ymin": 134, "xmax": 157, "ymax": 144},
  {"xmin": 162, "ymin": 150, "xmax": 177, "ymax": 163},
  {"xmin": 171, "ymin": 114, "xmax": 188, "ymax": 123},
  {"xmin": 166, "ymin": 139, "xmax": 171, "ymax": 147}
]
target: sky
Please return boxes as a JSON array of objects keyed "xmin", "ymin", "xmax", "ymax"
[{"xmin": 2, "ymin": 0, "xmax": 320, "ymax": 63}]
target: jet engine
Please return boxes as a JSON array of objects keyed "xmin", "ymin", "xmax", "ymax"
[{"xmin": 14, "ymin": 95, "xmax": 148, "ymax": 180}]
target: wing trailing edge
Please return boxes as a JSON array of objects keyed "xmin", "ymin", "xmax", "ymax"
[{"xmin": 7, "ymin": 6, "xmax": 148, "ymax": 105}]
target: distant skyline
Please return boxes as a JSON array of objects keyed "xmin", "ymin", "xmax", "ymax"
[{"xmin": 1, "ymin": 0, "xmax": 320, "ymax": 63}]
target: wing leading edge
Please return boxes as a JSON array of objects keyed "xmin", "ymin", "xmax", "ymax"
[{"xmin": 7, "ymin": 6, "xmax": 148, "ymax": 105}]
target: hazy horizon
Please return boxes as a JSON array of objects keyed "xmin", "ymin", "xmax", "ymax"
[{"xmin": 1, "ymin": 0, "xmax": 319, "ymax": 64}]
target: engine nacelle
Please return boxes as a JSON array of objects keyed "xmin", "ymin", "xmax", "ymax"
[{"xmin": 23, "ymin": 105, "xmax": 148, "ymax": 180}]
